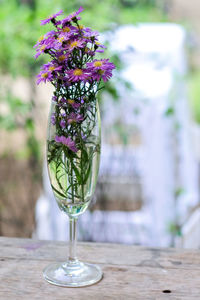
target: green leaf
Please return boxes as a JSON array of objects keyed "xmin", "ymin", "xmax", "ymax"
[
  {"xmin": 71, "ymin": 160, "xmax": 82, "ymax": 184},
  {"xmin": 164, "ymin": 107, "xmax": 174, "ymax": 117},
  {"xmin": 81, "ymin": 147, "xmax": 88, "ymax": 166},
  {"xmin": 51, "ymin": 184, "xmax": 66, "ymax": 199},
  {"xmin": 83, "ymin": 163, "xmax": 91, "ymax": 185},
  {"xmin": 25, "ymin": 118, "xmax": 34, "ymax": 132}
]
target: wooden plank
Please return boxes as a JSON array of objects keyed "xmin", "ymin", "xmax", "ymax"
[
  {"xmin": 1, "ymin": 237, "xmax": 200, "ymax": 271},
  {"xmin": 0, "ymin": 237, "xmax": 200, "ymax": 299}
]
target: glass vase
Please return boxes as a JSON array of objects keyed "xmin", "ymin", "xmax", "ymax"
[{"xmin": 43, "ymin": 100, "xmax": 102, "ymax": 287}]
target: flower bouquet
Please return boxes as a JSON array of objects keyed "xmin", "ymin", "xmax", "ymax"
[{"xmin": 34, "ymin": 7, "xmax": 115, "ymax": 287}]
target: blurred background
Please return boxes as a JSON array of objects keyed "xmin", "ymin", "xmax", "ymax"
[{"xmin": 1, "ymin": 0, "xmax": 200, "ymax": 248}]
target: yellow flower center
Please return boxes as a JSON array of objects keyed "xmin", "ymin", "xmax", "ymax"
[
  {"xmin": 67, "ymin": 99, "xmax": 75, "ymax": 105},
  {"xmin": 42, "ymin": 73, "xmax": 48, "ymax": 78},
  {"xmin": 38, "ymin": 35, "xmax": 44, "ymax": 42},
  {"xmin": 70, "ymin": 41, "xmax": 78, "ymax": 48},
  {"xmin": 40, "ymin": 45, "xmax": 46, "ymax": 51},
  {"xmin": 98, "ymin": 69, "xmax": 105, "ymax": 75},
  {"xmin": 49, "ymin": 66, "xmax": 55, "ymax": 71},
  {"xmin": 94, "ymin": 61, "xmax": 103, "ymax": 67},
  {"xmin": 58, "ymin": 37, "xmax": 64, "ymax": 43},
  {"xmin": 63, "ymin": 26, "xmax": 71, "ymax": 33},
  {"xmin": 73, "ymin": 69, "xmax": 83, "ymax": 76},
  {"xmin": 58, "ymin": 55, "xmax": 66, "ymax": 62},
  {"xmin": 78, "ymin": 24, "xmax": 84, "ymax": 30}
]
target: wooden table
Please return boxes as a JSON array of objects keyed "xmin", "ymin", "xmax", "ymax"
[{"xmin": 0, "ymin": 237, "xmax": 200, "ymax": 299}]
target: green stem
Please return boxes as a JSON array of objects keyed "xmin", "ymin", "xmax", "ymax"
[{"xmin": 70, "ymin": 158, "xmax": 75, "ymax": 204}]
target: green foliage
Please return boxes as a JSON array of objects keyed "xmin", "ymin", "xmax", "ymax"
[
  {"xmin": 164, "ymin": 106, "xmax": 175, "ymax": 117},
  {"xmin": 0, "ymin": 92, "xmax": 30, "ymax": 130},
  {"xmin": 0, "ymin": 0, "xmax": 166, "ymax": 161},
  {"xmin": 0, "ymin": 91, "xmax": 40, "ymax": 160}
]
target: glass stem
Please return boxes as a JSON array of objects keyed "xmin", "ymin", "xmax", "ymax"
[{"xmin": 68, "ymin": 217, "xmax": 78, "ymax": 263}]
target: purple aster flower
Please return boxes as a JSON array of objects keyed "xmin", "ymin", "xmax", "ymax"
[
  {"xmin": 86, "ymin": 48, "xmax": 95, "ymax": 57},
  {"xmin": 55, "ymin": 135, "xmax": 78, "ymax": 152},
  {"xmin": 94, "ymin": 41, "xmax": 106, "ymax": 53},
  {"xmin": 59, "ymin": 97, "xmax": 67, "ymax": 104},
  {"xmin": 34, "ymin": 30, "xmax": 56, "ymax": 48},
  {"xmin": 83, "ymin": 28, "xmax": 99, "ymax": 41},
  {"xmin": 87, "ymin": 59, "xmax": 114, "ymax": 70},
  {"xmin": 61, "ymin": 6, "xmax": 84, "ymax": 25},
  {"xmin": 67, "ymin": 112, "xmax": 84, "ymax": 124},
  {"xmin": 65, "ymin": 38, "xmax": 86, "ymax": 51},
  {"xmin": 36, "ymin": 61, "xmax": 63, "ymax": 84},
  {"xmin": 60, "ymin": 119, "xmax": 66, "ymax": 128},
  {"xmin": 61, "ymin": 24, "xmax": 77, "ymax": 34},
  {"xmin": 87, "ymin": 59, "xmax": 115, "ymax": 82},
  {"xmin": 61, "ymin": 111, "xmax": 67, "ymax": 117},
  {"xmin": 43, "ymin": 62, "xmax": 63, "ymax": 73},
  {"xmin": 36, "ymin": 70, "xmax": 53, "ymax": 85},
  {"xmin": 34, "ymin": 44, "xmax": 47, "ymax": 59},
  {"xmin": 34, "ymin": 31, "xmax": 58, "ymax": 58},
  {"xmin": 33, "ymin": 36, "xmax": 45, "ymax": 50},
  {"xmin": 41, "ymin": 10, "xmax": 63, "ymax": 26},
  {"xmin": 67, "ymin": 68, "xmax": 90, "ymax": 82},
  {"xmin": 55, "ymin": 52, "xmax": 69, "ymax": 63},
  {"xmin": 53, "ymin": 33, "xmax": 74, "ymax": 51},
  {"xmin": 92, "ymin": 69, "xmax": 114, "ymax": 82},
  {"xmin": 67, "ymin": 99, "xmax": 80, "ymax": 109},
  {"xmin": 51, "ymin": 113, "xmax": 56, "ymax": 125},
  {"xmin": 52, "ymin": 95, "xmax": 58, "ymax": 102}
]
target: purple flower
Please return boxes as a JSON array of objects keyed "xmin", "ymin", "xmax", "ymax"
[
  {"xmin": 87, "ymin": 59, "xmax": 115, "ymax": 82},
  {"xmin": 59, "ymin": 97, "xmax": 67, "ymax": 104},
  {"xmin": 34, "ymin": 31, "xmax": 56, "ymax": 49},
  {"xmin": 67, "ymin": 99, "xmax": 80, "ymax": 109},
  {"xmin": 92, "ymin": 69, "xmax": 113, "ymax": 82},
  {"xmin": 34, "ymin": 31, "xmax": 58, "ymax": 58},
  {"xmin": 36, "ymin": 70, "xmax": 53, "ymax": 85},
  {"xmin": 55, "ymin": 135, "xmax": 78, "ymax": 152},
  {"xmin": 61, "ymin": 6, "xmax": 84, "ymax": 25},
  {"xmin": 61, "ymin": 24, "xmax": 77, "ymax": 34},
  {"xmin": 34, "ymin": 44, "xmax": 47, "ymax": 59},
  {"xmin": 52, "ymin": 95, "xmax": 58, "ymax": 102},
  {"xmin": 66, "ymin": 39, "xmax": 85, "ymax": 51},
  {"xmin": 51, "ymin": 113, "xmax": 56, "ymax": 125},
  {"xmin": 67, "ymin": 112, "xmax": 84, "ymax": 124},
  {"xmin": 87, "ymin": 59, "xmax": 114, "ymax": 70},
  {"xmin": 56, "ymin": 52, "xmax": 68, "ymax": 63},
  {"xmin": 41, "ymin": 10, "xmax": 63, "ymax": 26},
  {"xmin": 34, "ymin": 6, "xmax": 116, "ymax": 110},
  {"xmin": 43, "ymin": 62, "xmax": 63, "ymax": 73},
  {"xmin": 84, "ymin": 47, "xmax": 95, "ymax": 57},
  {"xmin": 95, "ymin": 42, "xmax": 106, "ymax": 53},
  {"xmin": 61, "ymin": 111, "xmax": 67, "ymax": 117},
  {"xmin": 36, "ymin": 62, "xmax": 63, "ymax": 85},
  {"xmin": 60, "ymin": 119, "xmax": 66, "ymax": 128},
  {"xmin": 67, "ymin": 68, "xmax": 90, "ymax": 82},
  {"xmin": 83, "ymin": 28, "xmax": 99, "ymax": 41}
]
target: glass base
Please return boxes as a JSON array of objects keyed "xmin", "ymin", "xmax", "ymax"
[{"xmin": 43, "ymin": 260, "xmax": 103, "ymax": 287}]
